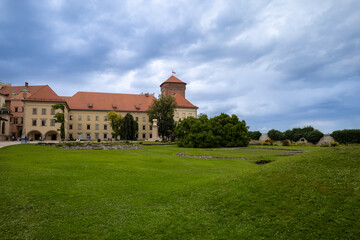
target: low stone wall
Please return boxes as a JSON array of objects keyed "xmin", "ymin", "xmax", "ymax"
[{"xmin": 38, "ymin": 142, "xmax": 141, "ymax": 150}]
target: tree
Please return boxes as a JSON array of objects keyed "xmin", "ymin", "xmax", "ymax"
[
  {"xmin": 52, "ymin": 103, "xmax": 65, "ymax": 140},
  {"xmin": 147, "ymin": 94, "xmax": 177, "ymax": 140},
  {"xmin": 248, "ymin": 131, "xmax": 261, "ymax": 140},
  {"xmin": 121, "ymin": 113, "xmax": 138, "ymax": 140},
  {"xmin": 284, "ymin": 126, "xmax": 323, "ymax": 143},
  {"xmin": 267, "ymin": 129, "xmax": 285, "ymax": 141},
  {"xmin": 107, "ymin": 111, "xmax": 123, "ymax": 140}
]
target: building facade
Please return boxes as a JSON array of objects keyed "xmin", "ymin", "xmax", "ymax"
[
  {"xmin": 0, "ymin": 76, "xmax": 198, "ymax": 141},
  {"xmin": 0, "ymin": 92, "xmax": 11, "ymax": 140}
]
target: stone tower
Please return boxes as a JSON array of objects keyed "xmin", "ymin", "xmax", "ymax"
[{"xmin": 160, "ymin": 75, "xmax": 186, "ymax": 98}]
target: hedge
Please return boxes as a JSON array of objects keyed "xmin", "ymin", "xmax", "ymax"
[{"xmin": 331, "ymin": 129, "xmax": 360, "ymax": 144}]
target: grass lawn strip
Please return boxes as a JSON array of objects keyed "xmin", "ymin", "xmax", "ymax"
[{"xmin": 0, "ymin": 144, "xmax": 359, "ymax": 239}]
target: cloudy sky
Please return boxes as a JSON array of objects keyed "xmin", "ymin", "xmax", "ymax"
[{"xmin": 1, "ymin": 0, "xmax": 360, "ymax": 133}]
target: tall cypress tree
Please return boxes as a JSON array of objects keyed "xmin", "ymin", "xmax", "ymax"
[{"xmin": 121, "ymin": 113, "xmax": 138, "ymax": 140}]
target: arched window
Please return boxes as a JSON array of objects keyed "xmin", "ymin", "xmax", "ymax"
[{"xmin": 1, "ymin": 122, "xmax": 5, "ymax": 134}]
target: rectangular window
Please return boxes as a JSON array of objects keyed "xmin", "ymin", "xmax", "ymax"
[
  {"xmin": 22, "ymin": 107, "xmax": 24, "ymax": 112},
  {"xmin": 104, "ymin": 116, "xmax": 108, "ymax": 121},
  {"xmin": 104, "ymin": 133, "xmax": 107, "ymax": 139},
  {"xmin": 150, "ymin": 125, "xmax": 152, "ymax": 130},
  {"xmin": 50, "ymin": 119, "xmax": 55, "ymax": 126},
  {"xmin": 32, "ymin": 108, "xmax": 37, "ymax": 115},
  {"xmin": 150, "ymin": 133, "xmax": 152, "ymax": 138},
  {"xmin": 69, "ymin": 124, "xmax": 73, "ymax": 130},
  {"xmin": 142, "ymin": 117, "xmax": 146, "ymax": 122},
  {"xmin": 136, "ymin": 117, "xmax": 138, "ymax": 121},
  {"xmin": 176, "ymin": 112, "xmax": 179, "ymax": 118},
  {"xmin": 87, "ymin": 116, "xmax": 91, "ymax": 121},
  {"xmin": 104, "ymin": 124, "xmax": 107, "ymax": 130},
  {"xmin": 78, "ymin": 115, "xmax": 82, "ymax": 121},
  {"xmin": 188, "ymin": 113, "xmax": 192, "ymax": 116},
  {"xmin": 95, "ymin": 133, "xmax": 99, "ymax": 139},
  {"xmin": 70, "ymin": 115, "xmax": 73, "ymax": 120},
  {"xmin": 14, "ymin": 107, "xmax": 18, "ymax": 112},
  {"xmin": 78, "ymin": 124, "xmax": 82, "ymax": 130},
  {"xmin": 21, "ymin": 118, "xmax": 24, "ymax": 124},
  {"xmin": 142, "ymin": 133, "xmax": 146, "ymax": 139},
  {"xmin": 14, "ymin": 117, "xmax": 18, "ymax": 124},
  {"xmin": 51, "ymin": 109, "xmax": 55, "ymax": 115},
  {"xmin": 69, "ymin": 134, "xmax": 73, "ymax": 140},
  {"xmin": 182, "ymin": 113, "xmax": 186, "ymax": 118},
  {"xmin": 42, "ymin": 108, "xmax": 46, "ymax": 115},
  {"xmin": 87, "ymin": 124, "xmax": 90, "ymax": 130},
  {"xmin": 41, "ymin": 119, "xmax": 46, "ymax": 126},
  {"xmin": 32, "ymin": 119, "xmax": 37, "ymax": 126},
  {"xmin": 95, "ymin": 116, "xmax": 99, "ymax": 121},
  {"xmin": 95, "ymin": 124, "xmax": 99, "ymax": 130},
  {"xmin": 142, "ymin": 125, "xmax": 146, "ymax": 130}
]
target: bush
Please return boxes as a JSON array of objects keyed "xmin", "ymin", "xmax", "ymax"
[
  {"xmin": 320, "ymin": 144, "xmax": 329, "ymax": 147},
  {"xmin": 248, "ymin": 131, "xmax": 261, "ymax": 140},
  {"xmin": 267, "ymin": 129, "xmax": 285, "ymax": 141},
  {"xmin": 331, "ymin": 129, "xmax": 360, "ymax": 144},
  {"xmin": 330, "ymin": 141, "xmax": 340, "ymax": 147},
  {"xmin": 281, "ymin": 140, "xmax": 291, "ymax": 146},
  {"xmin": 175, "ymin": 113, "xmax": 249, "ymax": 148}
]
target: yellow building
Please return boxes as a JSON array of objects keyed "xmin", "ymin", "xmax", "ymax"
[
  {"xmin": 0, "ymin": 92, "xmax": 11, "ymax": 140},
  {"xmin": 1, "ymin": 76, "xmax": 198, "ymax": 141}
]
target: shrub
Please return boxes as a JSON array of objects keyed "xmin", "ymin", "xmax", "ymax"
[
  {"xmin": 267, "ymin": 129, "xmax": 285, "ymax": 141},
  {"xmin": 330, "ymin": 141, "xmax": 340, "ymax": 147},
  {"xmin": 331, "ymin": 129, "xmax": 360, "ymax": 144},
  {"xmin": 175, "ymin": 113, "xmax": 249, "ymax": 148},
  {"xmin": 320, "ymin": 144, "xmax": 329, "ymax": 147},
  {"xmin": 281, "ymin": 140, "xmax": 291, "ymax": 146}
]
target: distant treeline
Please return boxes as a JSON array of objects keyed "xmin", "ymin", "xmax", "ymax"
[{"xmin": 248, "ymin": 128, "xmax": 360, "ymax": 144}]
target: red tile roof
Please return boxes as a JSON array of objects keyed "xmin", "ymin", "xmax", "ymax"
[
  {"xmin": 160, "ymin": 76, "xmax": 186, "ymax": 87},
  {"xmin": 174, "ymin": 93, "xmax": 198, "ymax": 109},
  {"xmin": 0, "ymin": 85, "xmax": 45, "ymax": 100},
  {"xmin": 24, "ymin": 85, "xmax": 65, "ymax": 102},
  {"xmin": 65, "ymin": 92, "xmax": 156, "ymax": 112}
]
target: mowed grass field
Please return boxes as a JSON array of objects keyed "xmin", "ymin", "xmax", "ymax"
[{"xmin": 0, "ymin": 144, "xmax": 359, "ymax": 239}]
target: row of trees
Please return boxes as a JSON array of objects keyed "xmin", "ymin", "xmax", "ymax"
[
  {"xmin": 248, "ymin": 126, "xmax": 324, "ymax": 144},
  {"xmin": 267, "ymin": 127, "xmax": 324, "ymax": 144}
]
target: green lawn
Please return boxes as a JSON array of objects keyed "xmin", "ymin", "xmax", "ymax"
[{"xmin": 0, "ymin": 144, "xmax": 359, "ymax": 239}]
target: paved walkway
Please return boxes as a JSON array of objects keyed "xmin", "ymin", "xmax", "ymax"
[
  {"xmin": 0, "ymin": 141, "xmax": 22, "ymax": 149},
  {"xmin": 0, "ymin": 140, "xmax": 61, "ymax": 149}
]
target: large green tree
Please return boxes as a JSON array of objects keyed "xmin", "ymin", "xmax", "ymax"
[
  {"xmin": 107, "ymin": 111, "xmax": 123, "ymax": 140},
  {"xmin": 121, "ymin": 113, "xmax": 138, "ymax": 140},
  {"xmin": 52, "ymin": 103, "xmax": 65, "ymax": 140},
  {"xmin": 147, "ymin": 94, "xmax": 177, "ymax": 140}
]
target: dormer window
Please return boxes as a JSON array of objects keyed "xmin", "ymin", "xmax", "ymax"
[
  {"xmin": 88, "ymin": 103, "xmax": 93, "ymax": 109},
  {"xmin": 112, "ymin": 104, "xmax": 117, "ymax": 110}
]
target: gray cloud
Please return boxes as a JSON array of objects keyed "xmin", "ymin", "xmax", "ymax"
[{"xmin": 1, "ymin": 0, "xmax": 360, "ymax": 133}]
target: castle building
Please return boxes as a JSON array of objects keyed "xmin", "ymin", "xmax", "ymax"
[{"xmin": 0, "ymin": 76, "xmax": 197, "ymax": 141}]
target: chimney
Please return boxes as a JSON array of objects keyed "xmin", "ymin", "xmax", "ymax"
[{"xmin": 25, "ymin": 82, "xmax": 28, "ymax": 88}]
